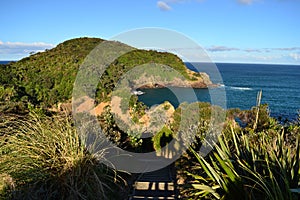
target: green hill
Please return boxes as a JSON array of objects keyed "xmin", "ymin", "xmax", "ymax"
[
  {"xmin": 0, "ymin": 37, "xmax": 211, "ymax": 110},
  {"xmin": 0, "ymin": 38, "xmax": 103, "ymax": 107}
]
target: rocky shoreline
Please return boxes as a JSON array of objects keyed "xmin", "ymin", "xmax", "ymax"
[
  {"xmin": 137, "ymin": 82, "xmax": 218, "ymax": 89},
  {"xmin": 136, "ymin": 70, "xmax": 218, "ymax": 89}
]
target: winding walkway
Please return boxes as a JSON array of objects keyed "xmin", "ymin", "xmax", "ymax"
[{"xmin": 128, "ymin": 164, "xmax": 178, "ymax": 200}]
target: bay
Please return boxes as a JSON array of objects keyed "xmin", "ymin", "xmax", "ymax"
[{"xmin": 138, "ymin": 63, "xmax": 300, "ymax": 121}]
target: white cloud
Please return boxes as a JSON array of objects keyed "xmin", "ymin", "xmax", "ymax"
[
  {"xmin": 244, "ymin": 48, "xmax": 262, "ymax": 53},
  {"xmin": 206, "ymin": 46, "xmax": 240, "ymax": 52},
  {"xmin": 273, "ymin": 47, "xmax": 300, "ymax": 51},
  {"xmin": 237, "ymin": 0, "xmax": 254, "ymax": 5},
  {"xmin": 209, "ymin": 52, "xmax": 286, "ymax": 64},
  {"xmin": 168, "ymin": 0, "xmax": 196, "ymax": 3},
  {"xmin": 206, "ymin": 46, "xmax": 300, "ymax": 54},
  {"xmin": 157, "ymin": 0, "xmax": 260, "ymax": 11},
  {"xmin": 290, "ymin": 53, "xmax": 300, "ymax": 61},
  {"xmin": 0, "ymin": 41, "xmax": 54, "ymax": 55},
  {"xmin": 157, "ymin": 0, "xmax": 205, "ymax": 11},
  {"xmin": 157, "ymin": 1, "xmax": 172, "ymax": 11},
  {"xmin": 164, "ymin": 45, "xmax": 300, "ymax": 64}
]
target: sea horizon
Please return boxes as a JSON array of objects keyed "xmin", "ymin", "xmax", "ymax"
[
  {"xmin": 140, "ymin": 62, "xmax": 300, "ymax": 122},
  {"xmin": 2, "ymin": 60, "xmax": 299, "ymax": 121},
  {"xmin": 2, "ymin": 60, "xmax": 300, "ymax": 66}
]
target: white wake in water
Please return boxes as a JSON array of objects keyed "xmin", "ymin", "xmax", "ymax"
[
  {"xmin": 218, "ymin": 84, "xmax": 253, "ymax": 91},
  {"xmin": 230, "ymin": 86, "xmax": 253, "ymax": 91}
]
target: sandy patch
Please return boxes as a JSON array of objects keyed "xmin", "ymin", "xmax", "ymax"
[{"xmin": 91, "ymin": 102, "xmax": 109, "ymax": 116}]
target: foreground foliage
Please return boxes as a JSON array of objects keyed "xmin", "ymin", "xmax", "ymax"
[
  {"xmin": 0, "ymin": 112, "xmax": 124, "ymax": 199},
  {"xmin": 181, "ymin": 106, "xmax": 300, "ymax": 200}
]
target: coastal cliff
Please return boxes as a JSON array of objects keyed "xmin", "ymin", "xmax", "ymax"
[{"xmin": 136, "ymin": 68, "xmax": 213, "ymax": 89}]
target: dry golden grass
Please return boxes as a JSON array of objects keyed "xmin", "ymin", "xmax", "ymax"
[{"xmin": 0, "ymin": 112, "xmax": 124, "ymax": 199}]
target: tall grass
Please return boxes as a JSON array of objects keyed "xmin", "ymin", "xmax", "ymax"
[
  {"xmin": 185, "ymin": 119, "xmax": 300, "ymax": 199},
  {"xmin": 0, "ymin": 112, "xmax": 124, "ymax": 199}
]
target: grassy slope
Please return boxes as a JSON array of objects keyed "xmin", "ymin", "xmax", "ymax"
[
  {"xmin": 2, "ymin": 38, "xmax": 103, "ymax": 106},
  {"xmin": 0, "ymin": 37, "xmax": 205, "ymax": 109}
]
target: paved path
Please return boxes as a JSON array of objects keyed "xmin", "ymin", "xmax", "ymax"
[{"xmin": 128, "ymin": 164, "xmax": 178, "ymax": 200}]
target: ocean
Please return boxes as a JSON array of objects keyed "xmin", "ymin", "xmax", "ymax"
[
  {"xmin": 138, "ymin": 63, "xmax": 300, "ymax": 121},
  {"xmin": 0, "ymin": 61, "xmax": 13, "ymax": 65},
  {"xmin": 1, "ymin": 61, "xmax": 299, "ymax": 120}
]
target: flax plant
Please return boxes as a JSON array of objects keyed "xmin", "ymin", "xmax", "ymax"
[{"xmin": 186, "ymin": 124, "xmax": 300, "ymax": 200}]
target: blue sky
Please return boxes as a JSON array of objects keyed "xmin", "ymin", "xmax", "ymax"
[{"xmin": 0, "ymin": 0, "xmax": 299, "ymax": 64}]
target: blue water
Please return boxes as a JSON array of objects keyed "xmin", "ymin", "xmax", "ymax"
[
  {"xmin": 138, "ymin": 63, "xmax": 300, "ymax": 121},
  {"xmin": 0, "ymin": 61, "xmax": 12, "ymax": 65},
  {"xmin": 1, "ymin": 60, "xmax": 299, "ymax": 120}
]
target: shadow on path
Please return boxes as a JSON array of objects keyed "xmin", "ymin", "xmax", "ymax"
[{"xmin": 129, "ymin": 163, "xmax": 178, "ymax": 200}]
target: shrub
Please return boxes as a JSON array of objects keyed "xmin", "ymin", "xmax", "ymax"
[
  {"xmin": 185, "ymin": 124, "xmax": 300, "ymax": 200},
  {"xmin": 0, "ymin": 112, "xmax": 124, "ymax": 199}
]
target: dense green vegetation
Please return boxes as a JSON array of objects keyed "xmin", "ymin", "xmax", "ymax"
[
  {"xmin": 0, "ymin": 112, "xmax": 126, "ymax": 199},
  {"xmin": 0, "ymin": 37, "xmax": 191, "ymax": 110},
  {"xmin": 177, "ymin": 105, "xmax": 300, "ymax": 200},
  {"xmin": 0, "ymin": 38, "xmax": 103, "ymax": 108},
  {"xmin": 0, "ymin": 37, "xmax": 299, "ymax": 199},
  {"xmin": 95, "ymin": 49, "xmax": 192, "ymax": 103}
]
